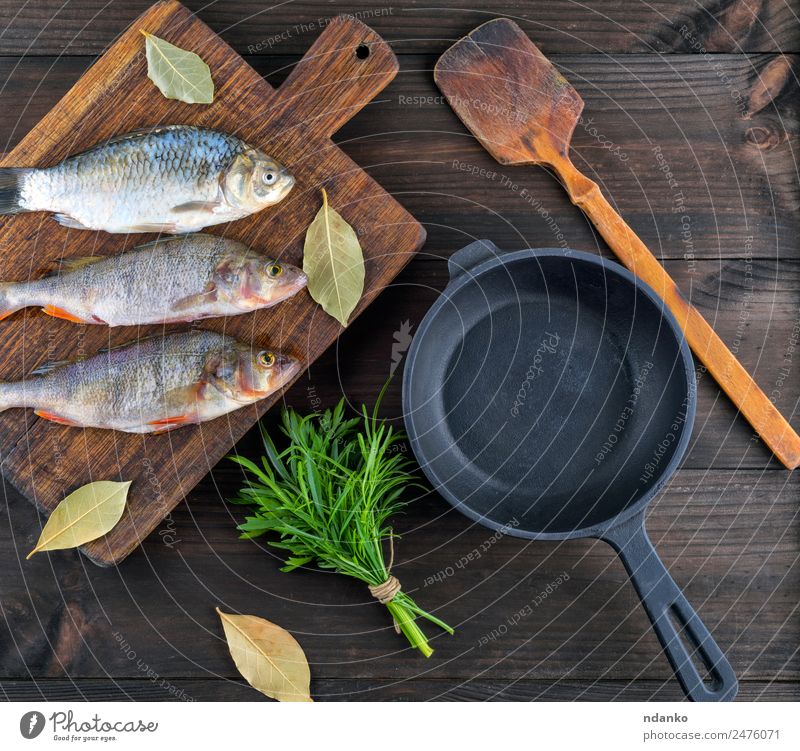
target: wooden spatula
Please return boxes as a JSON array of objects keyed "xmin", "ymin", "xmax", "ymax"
[{"xmin": 435, "ymin": 18, "xmax": 800, "ymax": 470}]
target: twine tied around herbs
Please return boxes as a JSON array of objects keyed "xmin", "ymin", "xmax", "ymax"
[
  {"xmin": 368, "ymin": 532, "xmax": 402, "ymax": 633},
  {"xmin": 368, "ymin": 575, "xmax": 401, "ymax": 604}
]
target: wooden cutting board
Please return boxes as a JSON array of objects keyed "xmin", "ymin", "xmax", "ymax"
[{"xmin": 0, "ymin": 1, "xmax": 425, "ymax": 566}]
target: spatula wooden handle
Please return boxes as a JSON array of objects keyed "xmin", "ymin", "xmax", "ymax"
[{"xmin": 555, "ymin": 157, "xmax": 800, "ymax": 470}]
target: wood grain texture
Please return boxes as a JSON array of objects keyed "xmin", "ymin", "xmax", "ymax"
[
  {"xmin": 3, "ymin": 53, "xmax": 798, "ymax": 262},
  {"xmin": 1, "ymin": 469, "xmax": 797, "ymax": 695},
  {"xmin": 0, "ymin": 0, "xmax": 798, "ymax": 704},
  {"xmin": 317, "ymin": 257, "xmax": 798, "ymax": 472},
  {"xmin": 0, "ymin": 1, "xmax": 425, "ymax": 565},
  {"xmin": 0, "ymin": 678, "xmax": 796, "ymax": 701},
  {"xmin": 435, "ymin": 18, "xmax": 800, "ymax": 468},
  {"xmin": 0, "ymin": 0, "xmax": 798, "ymax": 56}
]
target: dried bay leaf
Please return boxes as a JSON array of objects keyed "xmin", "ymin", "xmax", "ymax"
[
  {"xmin": 27, "ymin": 481, "xmax": 131, "ymax": 559},
  {"xmin": 217, "ymin": 608, "xmax": 312, "ymax": 702},
  {"xmin": 303, "ymin": 188, "xmax": 365, "ymax": 326},
  {"xmin": 142, "ymin": 31, "xmax": 214, "ymax": 104}
]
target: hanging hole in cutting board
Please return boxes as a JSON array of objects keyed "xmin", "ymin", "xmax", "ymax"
[{"xmin": 355, "ymin": 43, "xmax": 370, "ymax": 59}]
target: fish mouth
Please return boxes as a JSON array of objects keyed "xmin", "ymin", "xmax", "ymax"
[
  {"xmin": 270, "ymin": 356, "xmax": 302, "ymax": 393},
  {"xmin": 270, "ymin": 273, "xmax": 306, "ymax": 304},
  {"xmin": 278, "ymin": 169, "xmax": 295, "ymax": 197},
  {"xmin": 262, "ymin": 358, "xmax": 301, "ymax": 396},
  {"xmin": 286, "ymin": 270, "xmax": 308, "ymax": 295},
  {"xmin": 276, "ymin": 355, "xmax": 302, "ymax": 384},
  {"xmin": 248, "ymin": 270, "xmax": 307, "ymax": 306}
]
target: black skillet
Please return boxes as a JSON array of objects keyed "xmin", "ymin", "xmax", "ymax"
[{"xmin": 403, "ymin": 239, "xmax": 738, "ymax": 701}]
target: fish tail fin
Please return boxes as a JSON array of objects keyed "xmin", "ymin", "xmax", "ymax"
[
  {"xmin": 0, "ymin": 282, "xmax": 23, "ymax": 321},
  {"xmin": 0, "ymin": 168, "xmax": 29, "ymax": 215}
]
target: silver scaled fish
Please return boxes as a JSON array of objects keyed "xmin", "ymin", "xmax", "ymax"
[
  {"xmin": 0, "ymin": 330, "xmax": 300, "ymax": 433},
  {"xmin": 0, "ymin": 125, "xmax": 294, "ymax": 233},
  {"xmin": 0, "ymin": 233, "xmax": 307, "ymax": 326}
]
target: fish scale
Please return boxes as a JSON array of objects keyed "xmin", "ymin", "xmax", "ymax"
[
  {"xmin": 0, "ymin": 233, "xmax": 307, "ymax": 326},
  {"xmin": 0, "ymin": 330, "xmax": 300, "ymax": 433},
  {"xmin": 0, "ymin": 125, "xmax": 294, "ymax": 233}
]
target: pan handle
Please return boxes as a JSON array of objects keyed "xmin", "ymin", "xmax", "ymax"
[
  {"xmin": 601, "ymin": 512, "xmax": 738, "ymax": 702},
  {"xmin": 447, "ymin": 239, "xmax": 502, "ymax": 282}
]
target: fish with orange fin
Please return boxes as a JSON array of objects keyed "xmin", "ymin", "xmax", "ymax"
[
  {"xmin": 0, "ymin": 234, "xmax": 306, "ymax": 326},
  {"xmin": 0, "ymin": 330, "xmax": 300, "ymax": 433}
]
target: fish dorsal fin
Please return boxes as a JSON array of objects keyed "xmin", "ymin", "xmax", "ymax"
[
  {"xmin": 30, "ymin": 358, "xmax": 74, "ymax": 376},
  {"xmin": 99, "ymin": 125, "xmax": 182, "ymax": 145},
  {"xmin": 45, "ymin": 256, "xmax": 106, "ymax": 275},
  {"xmin": 30, "ymin": 332, "xmax": 170, "ymax": 374},
  {"xmin": 133, "ymin": 233, "xmax": 206, "ymax": 251},
  {"xmin": 66, "ymin": 125, "xmax": 187, "ymax": 160},
  {"xmin": 96, "ymin": 333, "xmax": 165, "ymax": 354}
]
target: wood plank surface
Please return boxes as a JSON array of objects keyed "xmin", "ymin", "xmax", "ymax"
[
  {"xmin": 1, "ymin": 678, "xmax": 797, "ymax": 702},
  {"xmin": 0, "ymin": 0, "xmax": 798, "ymax": 703},
  {"xmin": 433, "ymin": 17, "xmax": 799, "ymax": 469},
  {"xmin": 0, "ymin": 2, "xmax": 425, "ymax": 565},
  {"xmin": 0, "ymin": 0, "xmax": 798, "ymax": 56},
  {"xmin": 292, "ymin": 257, "xmax": 800, "ymax": 471},
  {"xmin": 1, "ymin": 469, "xmax": 798, "ymax": 696},
  {"xmin": 2, "ymin": 53, "xmax": 798, "ymax": 262}
]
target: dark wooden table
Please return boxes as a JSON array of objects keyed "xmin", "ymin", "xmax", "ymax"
[{"xmin": 1, "ymin": 0, "xmax": 798, "ymax": 702}]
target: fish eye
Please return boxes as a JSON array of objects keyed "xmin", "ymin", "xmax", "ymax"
[
  {"xmin": 262, "ymin": 171, "xmax": 276, "ymax": 185},
  {"xmin": 267, "ymin": 263, "xmax": 283, "ymax": 278},
  {"xmin": 257, "ymin": 351, "xmax": 276, "ymax": 368}
]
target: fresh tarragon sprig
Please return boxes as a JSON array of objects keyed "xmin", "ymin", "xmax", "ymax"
[{"xmin": 229, "ymin": 391, "xmax": 453, "ymax": 657}]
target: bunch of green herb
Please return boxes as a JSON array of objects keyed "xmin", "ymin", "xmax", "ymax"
[{"xmin": 229, "ymin": 390, "xmax": 453, "ymax": 657}]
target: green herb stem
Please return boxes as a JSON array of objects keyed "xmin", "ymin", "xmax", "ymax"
[{"xmin": 229, "ymin": 393, "xmax": 453, "ymax": 656}]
